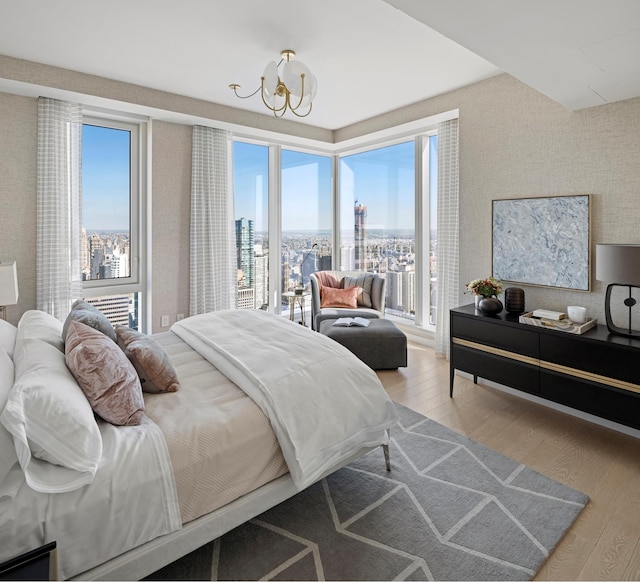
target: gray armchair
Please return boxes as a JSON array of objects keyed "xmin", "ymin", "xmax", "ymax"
[{"xmin": 309, "ymin": 270, "xmax": 386, "ymax": 331}]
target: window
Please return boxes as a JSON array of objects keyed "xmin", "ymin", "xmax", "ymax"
[
  {"xmin": 233, "ymin": 141, "xmax": 269, "ymax": 310},
  {"xmin": 81, "ymin": 117, "xmax": 145, "ymax": 330},
  {"xmin": 426, "ymin": 134, "xmax": 438, "ymax": 327},
  {"xmin": 339, "ymin": 142, "xmax": 416, "ymax": 320},
  {"xmin": 281, "ymin": 149, "xmax": 332, "ymax": 305},
  {"xmin": 232, "ymin": 128, "xmax": 438, "ymax": 332}
]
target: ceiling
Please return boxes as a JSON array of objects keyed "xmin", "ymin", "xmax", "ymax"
[{"xmin": 0, "ymin": 0, "xmax": 639, "ymax": 131}]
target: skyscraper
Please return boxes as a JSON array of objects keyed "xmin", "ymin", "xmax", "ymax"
[
  {"xmin": 86, "ymin": 295, "xmax": 130, "ymax": 327},
  {"xmin": 254, "ymin": 250, "xmax": 269, "ymax": 309},
  {"xmin": 354, "ymin": 202, "xmax": 367, "ymax": 271},
  {"xmin": 235, "ymin": 218, "xmax": 255, "ymax": 289}
]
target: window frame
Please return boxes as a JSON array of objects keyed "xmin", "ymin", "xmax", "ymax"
[
  {"xmin": 80, "ymin": 113, "xmax": 148, "ymax": 330},
  {"xmin": 336, "ymin": 133, "xmax": 437, "ymax": 330},
  {"xmin": 233, "ymin": 138, "xmax": 334, "ymax": 316}
]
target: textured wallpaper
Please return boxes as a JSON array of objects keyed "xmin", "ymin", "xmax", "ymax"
[
  {"xmin": 151, "ymin": 121, "xmax": 192, "ymax": 333},
  {"xmin": 0, "ymin": 92, "xmax": 37, "ymax": 325}
]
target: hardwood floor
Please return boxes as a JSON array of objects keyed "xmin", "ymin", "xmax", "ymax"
[{"xmin": 376, "ymin": 341, "xmax": 640, "ymax": 581}]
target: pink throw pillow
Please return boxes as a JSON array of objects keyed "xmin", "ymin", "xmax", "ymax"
[
  {"xmin": 320, "ymin": 286, "xmax": 360, "ymax": 309},
  {"xmin": 65, "ymin": 320, "xmax": 144, "ymax": 426}
]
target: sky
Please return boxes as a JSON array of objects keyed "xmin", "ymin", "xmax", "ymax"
[
  {"xmin": 81, "ymin": 128, "xmax": 437, "ymax": 234},
  {"xmin": 82, "ymin": 123, "xmax": 130, "ymax": 231},
  {"xmin": 234, "ymin": 138, "xmax": 437, "ymax": 234}
]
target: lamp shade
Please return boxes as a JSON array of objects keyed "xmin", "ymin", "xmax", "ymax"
[
  {"xmin": 282, "ymin": 59, "xmax": 312, "ymax": 97},
  {"xmin": 262, "ymin": 61, "xmax": 279, "ymax": 95},
  {"xmin": 595, "ymin": 244, "xmax": 640, "ymax": 286},
  {"xmin": 0, "ymin": 261, "xmax": 19, "ymax": 305}
]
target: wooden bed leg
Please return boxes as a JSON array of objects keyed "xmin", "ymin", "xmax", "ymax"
[{"xmin": 383, "ymin": 444, "xmax": 390, "ymax": 471}]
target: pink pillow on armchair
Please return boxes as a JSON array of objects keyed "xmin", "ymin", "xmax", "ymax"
[{"xmin": 320, "ymin": 286, "xmax": 360, "ymax": 309}]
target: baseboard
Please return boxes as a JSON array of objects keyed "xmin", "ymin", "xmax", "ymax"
[
  {"xmin": 394, "ymin": 322, "xmax": 435, "ymax": 348},
  {"xmin": 455, "ymin": 371, "xmax": 640, "ymax": 440}
]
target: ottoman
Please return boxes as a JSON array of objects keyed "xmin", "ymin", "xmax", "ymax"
[{"xmin": 318, "ymin": 318, "xmax": 407, "ymax": 370}]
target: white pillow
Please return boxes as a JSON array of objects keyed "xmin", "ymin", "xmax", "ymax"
[
  {"xmin": 16, "ymin": 309, "xmax": 65, "ymax": 354},
  {"xmin": 1, "ymin": 337, "xmax": 103, "ymax": 493}
]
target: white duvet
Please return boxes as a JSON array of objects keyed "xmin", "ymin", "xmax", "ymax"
[
  {"xmin": 172, "ymin": 309, "xmax": 399, "ymax": 489},
  {"xmin": 0, "ymin": 417, "xmax": 181, "ymax": 580}
]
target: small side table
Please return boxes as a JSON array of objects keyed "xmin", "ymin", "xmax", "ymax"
[
  {"xmin": 0, "ymin": 541, "xmax": 57, "ymax": 580},
  {"xmin": 282, "ymin": 291, "xmax": 311, "ymax": 326}
]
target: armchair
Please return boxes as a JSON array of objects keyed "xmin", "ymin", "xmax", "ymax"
[{"xmin": 309, "ymin": 270, "xmax": 386, "ymax": 331}]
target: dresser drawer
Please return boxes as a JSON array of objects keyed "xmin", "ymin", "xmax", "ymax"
[
  {"xmin": 451, "ymin": 313, "xmax": 539, "ymax": 358},
  {"xmin": 453, "ymin": 344, "xmax": 539, "ymax": 394},
  {"xmin": 540, "ymin": 334, "xmax": 640, "ymax": 387},
  {"xmin": 540, "ymin": 370, "xmax": 640, "ymax": 430}
]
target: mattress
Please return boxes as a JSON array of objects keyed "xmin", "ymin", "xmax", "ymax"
[{"xmin": 147, "ymin": 331, "xmax": 288, "ymax": 524}]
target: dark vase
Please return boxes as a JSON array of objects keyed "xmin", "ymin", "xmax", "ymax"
[
  {"xmin": 478, "ymin": 297, "xmax": 503, "ymax": 315},
  {"xmin": 504, "ymin": 287, "xmax": 525, "ymax": 314}
]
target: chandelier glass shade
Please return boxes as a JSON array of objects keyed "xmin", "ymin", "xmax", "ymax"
[{"xmin": 230, "ymin": 50, "xmax": 317, "ymax": 118}]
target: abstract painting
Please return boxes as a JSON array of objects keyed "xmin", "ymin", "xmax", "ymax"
[{"xmin": 492, "ymin": 194, "xmax": 590, "ymax": 290}]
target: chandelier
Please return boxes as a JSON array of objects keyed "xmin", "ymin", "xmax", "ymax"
[{"xmin": 229, "ymin": 50, "xmax": 317, "ymax": 118}]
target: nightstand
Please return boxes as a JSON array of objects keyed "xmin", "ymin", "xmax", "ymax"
[{"xmin": 0, "ymin": 542, "xmax": 57, "ymax": 581}]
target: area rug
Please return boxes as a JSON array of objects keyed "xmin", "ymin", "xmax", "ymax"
[{"xmin": 147, "ymin": 404, "xmax": 588, "ymax": 581}]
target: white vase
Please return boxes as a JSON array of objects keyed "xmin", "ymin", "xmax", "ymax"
[{"xmin": 475, "ymin": 295, "xmax": 481, "ymax": 307}]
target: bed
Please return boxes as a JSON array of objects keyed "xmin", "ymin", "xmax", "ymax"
[{"xmin": 0, "ymin": 307, "xmax": 398, "ymax": 580}]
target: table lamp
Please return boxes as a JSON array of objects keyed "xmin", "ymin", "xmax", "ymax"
[
  {"xmin": 0, "ymin": 261, "xmax": 19, "ymax": 321},
  {"xmin": 595, "ymin": 244, "xmax": 640, "ymax": 337}
]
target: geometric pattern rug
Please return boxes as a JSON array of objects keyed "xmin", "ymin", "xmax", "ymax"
[{"xmin": 147, "ymin": 404, "xmax": 589, "ymax": 581}]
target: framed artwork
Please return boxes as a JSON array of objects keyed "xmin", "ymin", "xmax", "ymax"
[{"xmin": 492, "ymin": 194, "xmax": 591, "ymax": 291}]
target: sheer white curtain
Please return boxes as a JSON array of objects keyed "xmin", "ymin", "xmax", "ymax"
[
  {"xmin": 36, "ymin": 97, "xmax": 83, "ymax": 321},
  {"xmin": 190, "ymin": 126, "xmax": 236, "ymax": 315},
  {"xmin": 435, "ymin": 118, "xmax": 460, "ymax": 359}
]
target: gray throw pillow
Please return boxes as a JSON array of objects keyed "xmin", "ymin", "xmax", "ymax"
[
  {"xmin": 62, "ymin": 299, "xmax": 118, "ymax": 344},
  {"xmin": 342, "ymin": 274, "xmax": 375, "ymax": 308},
  {"xmin": 116, "ymin": 326, "xmax": 180, "ymax": 394}
]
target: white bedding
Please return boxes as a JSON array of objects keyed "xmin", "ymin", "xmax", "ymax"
[
  {"xmin": 1, "ymin": 308, "xmax": 397, "ymax": 580},
  {"xmin": 0, "ymin": 416, "xmax": 181, "ymax": 580},
  {"xmin": 0, "ymin": 312, "xmax": 182, "ymax": 579},
  {"xmin": 172, "ymin": 309, "xmax": 399, "ymax": 490},
  {"xmin": 148, "ymin": 330, "xmax": 288, "ymax": 524}
]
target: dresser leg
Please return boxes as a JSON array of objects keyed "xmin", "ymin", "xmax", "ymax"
[
  {"xmin": 450, "ymin": 368, "xmax": 455, "ymax": 397},
  {"xmin": 473, "ymin": 374, "xmax": 478, "ymax": 384}
]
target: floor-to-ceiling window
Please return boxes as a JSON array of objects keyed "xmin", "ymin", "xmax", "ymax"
[
  {"xmin": 426, "ymin": 134, "xmax": 438, "ymax": 327},
  {"xmin": 233, "ymin": 141, "xmax": 269, "ymax": 310},
  {"xmin": 281, "ymin": 149, "xmax": 332, "ymax": 307},
  {"xmin": 232, "ymin": 128, "xmax": 438, "ymax": 331},
  {"xmin": 339, "ymin": 141, "xmax": 416, "ymax": 320}
]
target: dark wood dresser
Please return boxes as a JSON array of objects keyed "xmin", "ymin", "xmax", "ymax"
[{"xmin": 450, "ymin": 304, "xmax": 640, "ymax": 430}]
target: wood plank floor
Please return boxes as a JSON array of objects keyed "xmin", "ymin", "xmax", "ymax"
[{"xmin": 376, "ymin": 341, "xmax": 640, "ymax": 581}]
